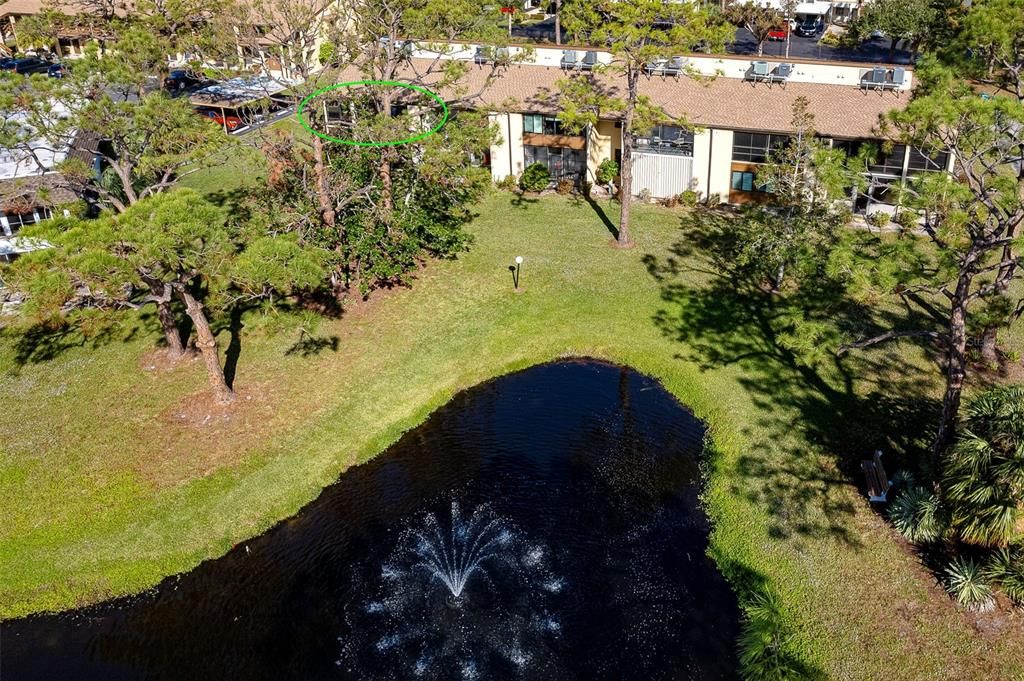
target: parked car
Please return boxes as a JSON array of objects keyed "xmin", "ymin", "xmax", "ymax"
[
  {"xmin": 164, "ymin": 69, "xmax": 211, "ymax": 92},
  {"xmin": 47, "ymin": 62, "xmax": 66, "ymax": 78},
  {"xmin": 767, "ymin": 26, "xmax": 788, "ymax": 41},
  {"xmin": 1, "ymin": 56, "xmax": 52, "ymax": 74},
  {"xmin": 794, "ymin": 19, "xmax": 823, "ymax": 38},
  {"xmin": 195, "ymin": 107, "xmax": 243, "ymax": 132}
]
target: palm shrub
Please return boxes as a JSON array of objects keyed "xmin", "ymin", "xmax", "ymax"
[
  {"xmin": 519, "ymin": 163, "xmax": 551, "ymax": 192},
  {"xmin": 945, "ymin": 555, "xmax": 996, "ymax": 612},
  {"xmin": 888, "ymin": 485, "xmax": 946, "ymax": 543},
  {"xmin": 984, "ymin": 545, "xmax": 1024, "ymax": 605},
  {"xmin": 943, "ymin": 384, "xmax": 1024, "ymax": 547},
  {"xmin": 737, "ymin": 588, "xmax": 806, "ymax": 681}
]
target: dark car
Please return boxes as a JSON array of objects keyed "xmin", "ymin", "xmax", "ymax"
[
  {"xmin": 1, "ymin": 56, "xmax": 51, "ymax": 74},
  {"xmin": 0, "ymin": 57, "xmax": 16, "ymax": 70},
  {"xmin": 47, "ymin": 62, "xmax": 66, "ymax": 78},
  {"xmin": 163, "ymin": 69, "xmax": 210, "ymax": 92},
  {"xmin": 794, "ymin": 19, "xmax": 823, "ymax": 38}
]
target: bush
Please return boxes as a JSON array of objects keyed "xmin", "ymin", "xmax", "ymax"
[
  {"xmin": 661, "ymin": 194, "xmax": 679, "ymax": 208},
  {"xmin": 894, "ymin": 209, "xmax": 919, "ymax": 232},
  {"xmin": 984, "ymin": 546, "xmax": 1024, "ymax": 605},
  {"xmin": 519, "ymin": 163, "xmax": 550, "ymax": 192},
  {"xmin": 595, "ymin": 159, "xmax": 619, "ymax": 186},
  {"xmin": 638, "ymin": 187, "xmax": 652, "ymax": 202},
  {"xmin": 737, "ymin": 588, "xmax": 807, "ymax": 681},
  {"xmin": 495, "ymin": 175, "xmax": 518, "ymax": 192},
  {"xmin": 944, "ymin": 384, "xmax": 1024, "ymax": 547},
  {"xmin": 819, "ymin": 31, "xmax": 841, "ymax": 47},
  {"xmin": 679, "ymin": 190, "xmax": 700, "ymax": 207},
  {"xmin": 866, "ymin": 211, "xmax": 890, "ymax": 229},
  {"xmin": 945, "ymin": 556, "xmax": 996, "ymax": 612},
  {"xmin": 888, "ymin": 485, "xmax": 946, "ymax": 543},
  {"xmin": 318, "ymin": 41, "xmax": 337, "ymax": 66},
  {"xmin": 555, "ymin": 178, "xmax": 574, "ymax": 195}
]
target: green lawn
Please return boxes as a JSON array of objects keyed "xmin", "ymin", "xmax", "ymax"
[{"xmin": 1, "ymin": 193, "xmax": 1022, "ymax": 679}]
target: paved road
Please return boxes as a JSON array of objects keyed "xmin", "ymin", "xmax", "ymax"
[{"xmin": 511, "ymin": 21, "xmax": 916, "ymax": 66}]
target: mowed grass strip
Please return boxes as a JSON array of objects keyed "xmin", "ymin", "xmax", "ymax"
[{"xmin": 1, "ymin": 193, "xmax": 1021, "ymax": 679}]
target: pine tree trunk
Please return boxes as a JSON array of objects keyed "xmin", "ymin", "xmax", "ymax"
[
  {"xmin": 157, "ymin": 300, "xmax": 185, "ymax": 357},
  {"xmin": 616, "ymin": 69, "xmax": 639, "ymax": 248},
  {"xmin": 380, "ymin": 153, "xmax": 394, "ymax": 217},
  {"xmin": 933, "ymin": 295, "xmax": 968, "ymax": 459},
  {"xmin": 178, "ymin": 288, "xmax": 234, "ymax": 404},
  {"xmin": 980, "ymin": 325, "xmax": 999, "ymax": 364},
  {"xmin": 312, "ymin": 136, "xmax": 336, "ymax": 229}
]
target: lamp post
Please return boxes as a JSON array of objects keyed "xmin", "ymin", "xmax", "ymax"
[{"xmin": 512, "ymin": 255, "xmax": 523, "ymax": 291}]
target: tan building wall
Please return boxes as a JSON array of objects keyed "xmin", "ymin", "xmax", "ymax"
[{"xmin": 586, "ymin": 119, "xmax": 620, "ymax": 182}]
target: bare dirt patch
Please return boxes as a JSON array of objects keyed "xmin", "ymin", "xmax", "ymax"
[
  {"xmin": 139, "ymin": 347, "xmax": 197, "ymax": 373},
  {"xmin": 129, "ymin": 382, "xmax": 289, "ymax": 487}
]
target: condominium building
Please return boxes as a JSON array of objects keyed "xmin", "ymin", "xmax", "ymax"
[{"xmin": 332, "ymin": 41, "xmax": 947, "ymax": 212}]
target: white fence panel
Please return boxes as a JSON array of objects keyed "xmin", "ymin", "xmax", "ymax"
[{"xmin": 630, "ymin": 152, "xmax": 693, "ymax": 198}]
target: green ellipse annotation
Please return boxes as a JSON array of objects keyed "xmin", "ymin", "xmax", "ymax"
[{"xmin": 296, "ymin": 80, "xmax": 450, "ymax": 147}]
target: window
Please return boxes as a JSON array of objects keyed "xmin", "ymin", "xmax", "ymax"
[
  {"xmin": 634, "ymin": 124, "xmax": 694, "ymax": 156},
  {"xmin": 868, "ymin": 144, "xmax": 907, "ymax": 176},
  {"xmin": 730, "ymin": 171, "xmax": 770, "ymax": 193},
  {"xmin": 523, "ymin": 114, "xmax": 570, "ymax": 136},
  {"xmin": 525, "ymin": 145, "xmax": 584, "ymax": 179},
  {"xmin": 732, "ymin": 132, "xmax": 790, "ymax": 163},
  {"xmin": 907, "ymin": 147, "xmax": 950, "ymax": 174}
]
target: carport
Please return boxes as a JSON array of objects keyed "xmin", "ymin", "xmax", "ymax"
[{"xmin": 189, "ymin": 76, "xmax": 296, "ymax": 134}]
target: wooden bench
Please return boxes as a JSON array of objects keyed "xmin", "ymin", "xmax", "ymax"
[{"xmin": 861, "ymin": 450, "xmax": 891, "ymax": 502}]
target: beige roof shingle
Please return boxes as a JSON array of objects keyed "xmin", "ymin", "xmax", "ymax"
[{"xmin": 329, "ymin": 59, "xmax": 904, "ymax": 139}]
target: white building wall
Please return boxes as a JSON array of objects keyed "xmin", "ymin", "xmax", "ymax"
[
  {"xmin": 707, "ymin": 129, "xmax": 734, "ymax": 204},
  {"xmin": 690, "ymin": 129, "xmax": 712, "ymax": 200},
  {"xmin": 489, "ymin": 112, "xmax": 524, "ymax": 181}
]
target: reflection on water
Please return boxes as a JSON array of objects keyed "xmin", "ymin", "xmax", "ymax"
[{"xmin": 2, "ymin": 360, "xmax": 740, "ymax": 680}]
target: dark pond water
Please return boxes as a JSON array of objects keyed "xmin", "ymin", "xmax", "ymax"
[{"xmin": 2, "ymin": 360, "xmax": 740, "ymax": 680}]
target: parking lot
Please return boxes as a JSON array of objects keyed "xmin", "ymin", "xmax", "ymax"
[{"xmin": 511, "ymin": 22, "xmax": 916, "ymax": 66}]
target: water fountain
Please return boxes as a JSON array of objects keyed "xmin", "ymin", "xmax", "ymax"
[
  {"xmin": 337, "ymin": 502, "xmax": 565, "ymax": 679},
  {"xmin": 410, "ymin": 502, "xmax": 513, "ymax": 599}
]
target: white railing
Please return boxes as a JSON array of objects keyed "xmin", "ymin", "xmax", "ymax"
[{"xmin": 403, "ymin": 40, "xmax": 913, "ymax": 91}]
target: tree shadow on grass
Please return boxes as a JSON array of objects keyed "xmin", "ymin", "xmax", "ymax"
[
  {"xmin": 201, "ymin": 187, "xmax": 256, "ymax": 216},
  {"xmin": 571, "ymin": 191, "xmax": 619, "ymax": 240},
  {"xmin": 222, "ymin": 305, "xmax": 245, "ymax": 390},
  {"xmin": 2, "ymin": 311, "xmax": 154, "ymax": 370},
  {"xmin": 645, "ymin": 211, "xmax": 941, "ymax": 545},
  {"xmin": 508, "ymin": 191, "xmax": 540, "ymax": 209},
  {"xmin": 285, "ymin": 332, "xmax": 340, "ymax": 357}
]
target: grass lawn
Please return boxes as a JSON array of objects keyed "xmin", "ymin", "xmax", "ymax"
[{"xmin": 1, "ymin": 192, "xmax": 1023, "ymax": 679}]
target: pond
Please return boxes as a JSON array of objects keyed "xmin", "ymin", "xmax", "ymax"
[{"xmin": 1, "ymin": 360, "xmax": 740, "ymax": 680}]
